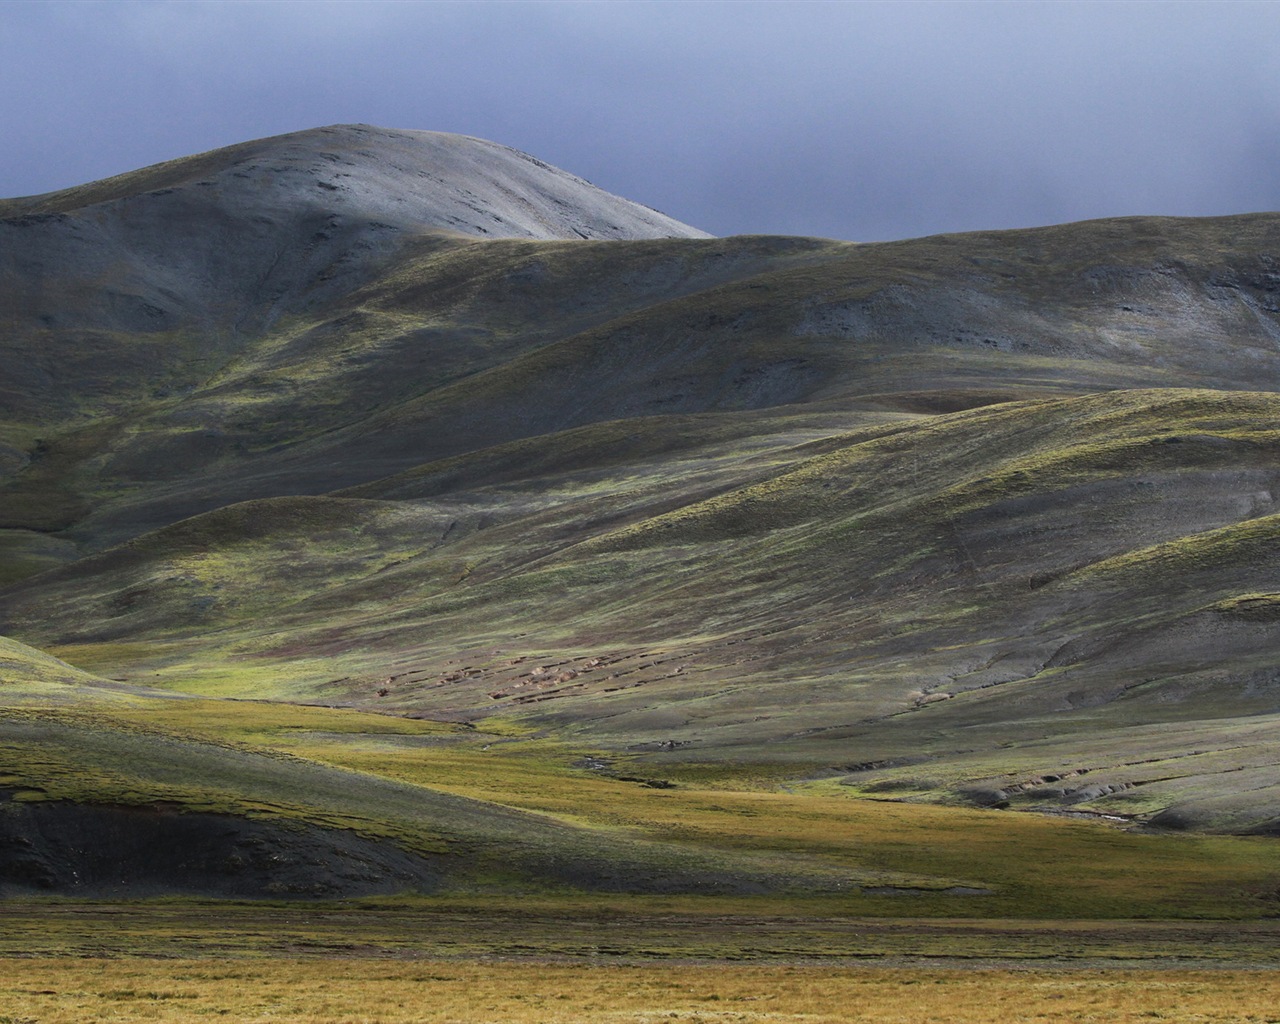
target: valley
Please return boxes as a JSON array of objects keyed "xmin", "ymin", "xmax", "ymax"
[{"xmin": 0, "ymin": 128, "xmax": 1278, "ymax": 1017}]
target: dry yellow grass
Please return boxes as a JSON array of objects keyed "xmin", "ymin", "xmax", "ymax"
[{"xmin": 1, "ymin": 959, "xmax": 1278, "ymax": 1024}]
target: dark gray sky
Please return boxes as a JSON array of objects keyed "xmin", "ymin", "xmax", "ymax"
[{"xmin": 3, "ymin": 0, "xmax": 1279, "ymax": 241}]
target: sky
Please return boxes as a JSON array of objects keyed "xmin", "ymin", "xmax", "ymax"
[{"xmin": 2, "ymin": 0, "xmax": 1279, "ymax": 242}]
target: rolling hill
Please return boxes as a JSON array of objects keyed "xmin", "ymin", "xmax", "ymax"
[{"xmin": 2, "ymin": 125, "xmax": 1279, "ymax": 898}]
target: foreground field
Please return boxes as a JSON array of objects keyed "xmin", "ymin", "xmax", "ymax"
[
  {"xmin": 3, "ymin": 956, "xmax": 1280, "ymax": 1024},
  {"xmin": 4, "ymin": 899, "xmax": 1279, "ymax": 1023},
  {"xmin": 5, "ymin": 688, "xmax": 1280, "ymax": 912},
  {"xmin": 5, "ymin": 901, "xmax": 1280, "ymax": 963}
]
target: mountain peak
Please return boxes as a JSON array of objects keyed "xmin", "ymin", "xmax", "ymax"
[{"xmin": 4, "ymin": 124, "xmax": 711, "ymax": 242}]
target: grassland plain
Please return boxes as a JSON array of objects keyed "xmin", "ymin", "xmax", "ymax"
[
  {"xmin": 6, "ymin": 958, "xmax": 1280, "ymax": 1024},
  {"xmin": 4, "ymin": 127, "xmax": 1280, "ymax": 1015}
]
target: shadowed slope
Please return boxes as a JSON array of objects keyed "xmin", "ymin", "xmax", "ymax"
[{"xmin": 6, "ymin": 215, "xmax": 1280, "ymax": 560}]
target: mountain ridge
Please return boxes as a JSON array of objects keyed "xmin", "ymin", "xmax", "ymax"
[{"xmin": 3, "ymin": 129, "xmax": 1280, "ymax": 901}]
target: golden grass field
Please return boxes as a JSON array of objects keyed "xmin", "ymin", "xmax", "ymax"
[
  {"xmin": 3, "ymin": 958, "xmax": 1280, "ymax": 1024},
  {"xmin": 5, "ymin": 682, "xmax": 1280, "ymax": 1024}
]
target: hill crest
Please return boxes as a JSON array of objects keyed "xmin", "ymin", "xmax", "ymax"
[{"xmin": 0, "ymin": 124, "xmax": 711, "ymax": 242}]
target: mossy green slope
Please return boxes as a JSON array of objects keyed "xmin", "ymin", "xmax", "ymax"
[{"xmin": 5, "ymin": 387, "xmax": 1278, "ymax": 834}]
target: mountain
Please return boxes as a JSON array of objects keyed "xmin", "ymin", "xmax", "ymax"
[
  {"xmin": 0, "ymin": 124, "xmax": 706, "ymax": 423},
  {"xmin": 2, "ymin": 126, "xmax": 1280, "ymax": 897}
]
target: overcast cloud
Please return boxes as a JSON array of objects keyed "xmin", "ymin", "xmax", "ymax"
[{"xmin": 2, "ymin": 0, "xmax": 1279, "ymax": 241}]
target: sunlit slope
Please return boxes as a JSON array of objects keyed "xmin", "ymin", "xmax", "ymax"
[
  {"xmin": 3, "ymin": 632, "xmax": 859, "ymax": 899},
  {"xmin": 5, "ymin": 683, "xmax": 1279, "ymax": 916},
  {"xmin": 3, "ymin": 661, "xmax": 870, "ymax": 898},
  {"xmin": 0, "ymin": 124, "xmax": 709, "ymax": 240},
  {"xmin": 6, "ymin": 388, "xmax": 1278, "ymax": 831},
  {"xmin": 0, "ymin": 634, "xmax": 171, "ymax": 707}
]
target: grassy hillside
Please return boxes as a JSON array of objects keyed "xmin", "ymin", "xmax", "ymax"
[
  {"xmin": 4, "ymin": 387, "xmax": 1278, "ymax": 838},
  {"xmin": 3, "ymin": 650, "xmax": 1279, "ymax": 915},
  {"xmin": 5, "ymin": 215, "xmax": 1280, "ymax": 557},
  {"xmin": 3, "ymin": 130, "xmax": 1280, "ymax": 902}
]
